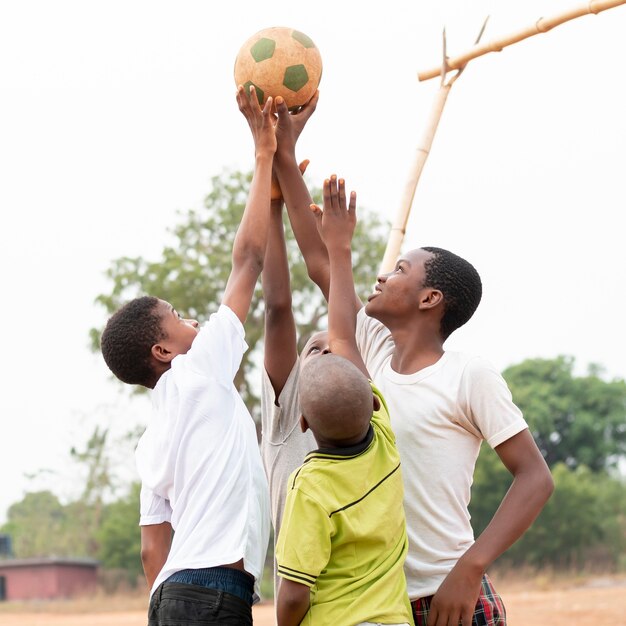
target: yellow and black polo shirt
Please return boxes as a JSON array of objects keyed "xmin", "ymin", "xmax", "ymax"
[{"xmin": 275, "ymin": 383, "xmax": 412, "ymax": 625}]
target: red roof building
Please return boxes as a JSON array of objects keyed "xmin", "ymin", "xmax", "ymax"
[{"xmin": 0, "ymin": 557, "xmax": 99, "ymax": 601}]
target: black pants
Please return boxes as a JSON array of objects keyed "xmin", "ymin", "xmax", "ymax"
[{"xmin": 148, "ymin": 581, "xmax": 253, "ymax": 626}]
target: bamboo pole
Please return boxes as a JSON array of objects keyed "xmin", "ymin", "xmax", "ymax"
[
  {"xmin": 378, "ymin": 84, "xmax": 452, "ymax": 274},
  {"xmin": 418, "ymin": 0, "xmax": 626, "ymax": 82},
  {"xmin": 379, "ymin": 21, "xmax": 489, "ymax": 274}
]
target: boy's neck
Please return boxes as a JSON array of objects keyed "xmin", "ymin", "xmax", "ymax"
[
  {"xmin": 313, "ymin": 425, "xmax": 371, "ymax": 451},
  {"xmin": 387, "ymin": 325, "xmax": 445, "ymax": 375}
]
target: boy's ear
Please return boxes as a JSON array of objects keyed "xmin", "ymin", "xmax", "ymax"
[
  {"xmin": 299, "ymin": 415, "xmax": 309, "ymax": 434},
  {"xmin": 151, "ymin": 343, "xmax": 173, "ymax": 364},
  {"xmin": 419, "ymin": 288, "xmax": 443, "ymax": 310},
  {"xmin": 372, "ymin": 394, "xmax": 381, "ymax": 412}
]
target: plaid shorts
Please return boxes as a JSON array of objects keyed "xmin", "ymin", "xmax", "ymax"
[{"xmin": 411, "ymin": 573, "xmax": 506, "ymax": 626}]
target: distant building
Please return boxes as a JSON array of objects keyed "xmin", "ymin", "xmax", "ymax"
[{"xmin": 0, "ymin": 558, "xmax": 99, "ymax": 601}]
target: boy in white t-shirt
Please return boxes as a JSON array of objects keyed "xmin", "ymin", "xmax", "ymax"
[{"xmin": 100, "ymin": 87, "xmax": 276, "ymax": 626}]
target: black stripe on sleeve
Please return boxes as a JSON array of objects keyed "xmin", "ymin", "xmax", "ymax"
[{"xmin": 277, "ymin": 565, "xmax": 316, "ymax": 586}]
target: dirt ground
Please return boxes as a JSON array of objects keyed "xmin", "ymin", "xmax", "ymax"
[{"xmin": 1, "ymin": 580, "xmax": 625, "ymax": 626}]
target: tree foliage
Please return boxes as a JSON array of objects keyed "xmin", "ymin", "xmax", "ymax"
[
  {"xmin": 90, "ymin": 168, "xmax": 387, "ymax": 417},
  {"xmin": 96, "ymin": 481, "xmax": 142, "ymax": 583},
  {"xmin": 469, "ymin": 356, "xmax": 626, "ymax": 570},
  {"xmin": 470, "ymin": 455, "xmax": 626, "ymax": 570},
  {"xmin": 0, "ymin": 426, "xmax": 123, "ymax": 561},
  {"xmin": 502, "ymin": 356, "xmax": 626, "ymax": 471},
  {"xmin": 1, "ymin": 491, "xmax": 67, "ymax": 558}
]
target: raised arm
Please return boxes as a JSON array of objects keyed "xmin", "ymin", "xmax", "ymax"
[
  {"xmin": 222, "ymin": 86, "xmax": 277, "ymax": 323},
  {"xmin": 273, "ymin": 92, "xmax": 331, "ymax": 301},
  {"xmin": 311, "ymin": 176, "xmax": 369, "ymax": 378},
  {"xmin": 262, "ymin": 174, "xmax": 299, "ymax": 395}
]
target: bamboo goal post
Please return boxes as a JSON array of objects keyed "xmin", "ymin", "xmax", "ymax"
[
  {"xmin": 379, "ymin": 0, "xmax": 626, "ymax": 274},
  {"xmin": 418, "ymin": 0, "xmax": 626, "ymax": 82}
]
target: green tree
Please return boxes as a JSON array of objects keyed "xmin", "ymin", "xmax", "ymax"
[
  {"xmin": 91, "ymin": 168, "xmax": 387, "ymax": 416},
  {"xmin": 471, "ymin": 460, "xmax": 626, "ymax": 569},
  {"xmin": 503, "ymin": 356, "xmax": 626, "ymax": 471},
  {"xmin": 522, "ymin": 463, "xmax": 626, "ymax": 569},
  {"xmin": 96, "ymin": 481, "xmax": 142, "ymax": 583},
  {"xmin": 1, "ymin": 491, "xmax": 67, "ymax": 558},
  {"xmin": 0, "ymin": 426, "xmax": 138, "ymax": 561},
  {"xmin": 469, "ymin": 356, "xmax": 626, "ymax": 570},
  {"xmin": 65, "ymin": 426, "xmax": 119, "ymax": 557}
]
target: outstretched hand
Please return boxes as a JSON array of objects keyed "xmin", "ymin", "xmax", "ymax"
[
  {"xmin": 275, "ymin": 90, "xmax": 319, "ymax": 157},
  {"xmin": 310, "ymin": 175, "xmax": 357, "ymax": 252},
  {"xmin": 236, "ymin": 85, "xmax": 277, "ymax": 158}
]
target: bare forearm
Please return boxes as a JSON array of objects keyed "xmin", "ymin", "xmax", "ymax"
[
  {"xmin": 142, "ymin": 555, "xmax": 166, "ymax": 590},
  {"xmin": 275, "ymin": 153, "xmax": 330, "ymax": 298},
  {"xmin": 232, "ymin": 155, "xmax": 273, "ymax": 269},
  {"xmin": 277, "ymin": 580, "xmax": 310, "ymax": 626},
  {"xmin": 262, "ymin": 201, "xmax": 292, "ymax": 308},
  {"xmin": 141, "ymin": 523, "xmax": 172, "ymax": 589},
  {"xmin": 262, "ymin": 200, "xmax": 298, "ymax": 391},
  {"xmin": 277, "ymin": 605, "xmax": 309, "ymax": 626},
  {"xmin": 327, "ymin": 246, "xmax": 357, "ymax": 346},
  {"xmin": 461, "ymin": 463, "xmax": 554, "ymax": 572}
]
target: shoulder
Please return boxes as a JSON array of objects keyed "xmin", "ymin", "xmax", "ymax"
[
  {"xmin": 447, "ymin": 352, "xmax": 503, "ymax": 384},
  {"xmin": 284, "ymin": 461, "xmax": 333, "ymax": 517},
  {"xmin": 202, "ymin": 304, "xmax": 245, "ymax": 340},
  {"xmin": 449, "ymin": 352, "xmax": 527, "ymax": 444},
  {"xmin": 447, "ymin": 351, "xmax": 516, "ymax": 404},
  {"xmin": 177, "ymin": 304, "xmax": 248, "ymax": 382}
]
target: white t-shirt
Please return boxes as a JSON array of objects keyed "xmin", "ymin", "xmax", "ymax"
[
  {"xmin": 260, "ymin": 363, "xmax": 316, "ymax": 538},
  {"xmin": 260, "ymin": 362, "xmax": 317, "ymax": 594},
  {"xmin": 356, "ymin": 309, "xmax": 528, "ymax": 600},
  {"xmin": 136, "ymin": 304, "xmax": 271, "ymax": 599}
]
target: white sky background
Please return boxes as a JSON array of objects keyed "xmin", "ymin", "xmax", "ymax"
[{"xmin": 1, "ymin": 0, "xmax": 625, "ymax": 523}]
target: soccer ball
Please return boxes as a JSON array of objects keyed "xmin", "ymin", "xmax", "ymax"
[{"xmin": 234, "ymin": 27, "xmax": 322, "ymax": 110}]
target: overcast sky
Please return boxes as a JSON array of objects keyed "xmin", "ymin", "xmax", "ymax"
[{"xmin": 1, "ymin": 0, "xmax": 625, "ymax": 523}]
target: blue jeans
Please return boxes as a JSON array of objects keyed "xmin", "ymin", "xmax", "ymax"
[{"xmin": 148, "ymin": 567, "xmax": 254, "ymax": 625}]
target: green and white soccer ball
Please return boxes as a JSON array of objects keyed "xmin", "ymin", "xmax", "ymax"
[{"xmin": 234, "ymin": 26, "xmax": 323, "ymax": 110}]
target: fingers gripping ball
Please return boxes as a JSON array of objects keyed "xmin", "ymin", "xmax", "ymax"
[{"xmin": 234, "ymin": 27, "xmax": 322, "ymax": 111}]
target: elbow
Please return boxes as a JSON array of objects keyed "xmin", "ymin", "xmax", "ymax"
[
  {"xmin": 307, "ymin": 265, "xmax": 324, "ymax": 286},
  {"xmin": 140, "ymin": 538, "xmax": 163, "ymax": 571},
  {"xmin": 305, "ymin": 259, "xmax": 330, "ymax": 291},
  {"xmin": 140, "ymin": 545, "xmax": 154, "ymax": 568},
  {"xmin": 282, "ymin": 595, "xmax": 301, "ymax": 612},
  {"xmin": 266, "ymin": 298, "xmax": 293, "ymax": 320},
  {"xmin": 530, "ymin": 464, "xmax": 555, "ymax": 509},
  {"xmin": 141, "ymin": 548, "xmax": 153, "ymax": 571},
  {"xmin": 277, "ymin": 581, "xmax": 310, "ymax": 622},
  {"xmin": 233, "ymin": 247, "xmax": 265, "ymax": 274},
  {"xmin": 542, "ymin": 468, "xmax": 555, "ymax": 502}
]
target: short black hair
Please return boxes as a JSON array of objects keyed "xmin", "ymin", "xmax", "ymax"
[
  {"xmin": 100, "ymin": 296, "xmax": 164, "ymax": 388},
  {"xmin": 299, "ymin": 355, "xmax": 372, "ymax": 446},
  {"xmin": 421, "ymin": 247, "xmax": 482, "ymax": 340}
]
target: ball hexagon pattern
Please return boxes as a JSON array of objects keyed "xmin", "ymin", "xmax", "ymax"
[{"xmin": 234, "ymin": 27, "xmax": 322, "ymax": 110}]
